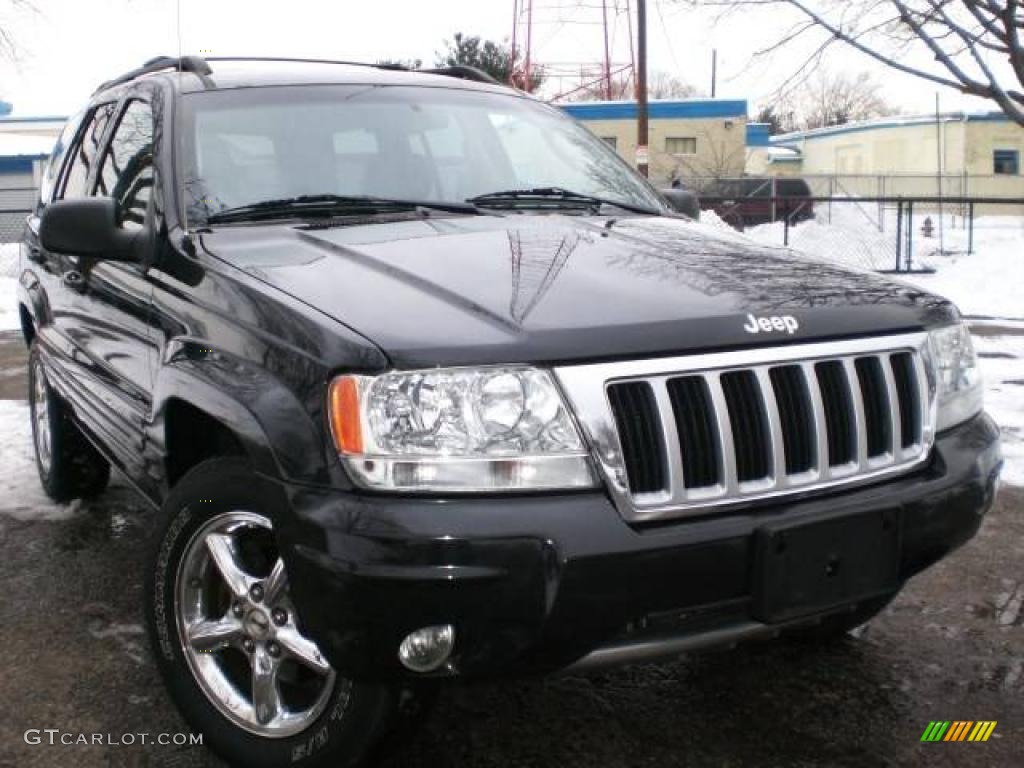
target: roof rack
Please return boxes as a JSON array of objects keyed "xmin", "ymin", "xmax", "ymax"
[
  {"xmin": 422, "ymin": 65, "xmax": 502, "ymax": 85},
  {"xmin": 94, "ymin": 55, "xmax": 214, "ymax": 94},
  {"xmin": 204, "ymin": 57, "xmax": 502, "ymax": 85},
  {"xmin": 93, "ymin": 56, "xmax": 506, "ymax": 96}
]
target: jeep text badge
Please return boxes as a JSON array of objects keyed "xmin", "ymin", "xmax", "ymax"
[{"xmin": 743, "ymin": 313, "xmax": 800, "ymax": 335}]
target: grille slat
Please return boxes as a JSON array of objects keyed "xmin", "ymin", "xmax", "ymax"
[
  {"xmin": 890, "ymin": 352, "xmax": 922, "ymax": 449},
  {"xmin": 576, "ymin": 337, "xmax": 935, "ymax": 522},
  {"xmin": 607, "ymin": 381, "xmax": 666, "ymax": 494},
  {"xmin": 667, "ymin": 376, "xmax": 721, "ymax": 488},
  {"xmin": 855, "ymin": 357, "xmax": 892, "ymax": 458},
  {"xmin": 771, "ymin": 366, "xmax": 816, "ymax": 474},
  {"xmin": 721, "ymin": 371, "xmax": 772, "ymax": 483},
  {"xmin": 816, "ymin": 361, "xmax": 856, "ymax": 467}
]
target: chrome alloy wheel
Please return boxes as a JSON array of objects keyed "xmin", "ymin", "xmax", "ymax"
[
  {"xmin": 31, "ymin": 359, "xmax": 52, "ymax": 475},
  {"xmin": 175, "ymin": 511, "xmax": 339, "ymax": 738}
]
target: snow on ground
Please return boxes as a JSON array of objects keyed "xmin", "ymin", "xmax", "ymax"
[
  {"xmin": 0, "ymin": 242, "xmax": 21, "ymax": 331},
  {"xmin": 742, "ymin": 209, "xmax": 1024, "ymax": 321},
  {"xmin": 975, "ymin": 335, "xmax": 1024, "ymax": 488},
  {"xmin": 0, "ymin": 279, "xmax": 17, "ymax": 332},
  {"xmin": 0, "ymin": 400, "xmax": 85, "ymax": 521},
  {"xmin": 898, "ymin": 219, "xmax": 1024, "ymax": 321}
]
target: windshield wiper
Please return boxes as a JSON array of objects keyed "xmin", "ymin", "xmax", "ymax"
[
  {"xmin": 467, "ymin": 187, "xmax": 661, "ymax": 216},
  {"xmin": 206, "ymin": 194, "xmax": 483, "ymax": 224}
]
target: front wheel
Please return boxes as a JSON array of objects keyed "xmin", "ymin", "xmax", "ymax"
[{"xmin": 144, "ymin": 458, "xmax": 399, "ymax": 768}]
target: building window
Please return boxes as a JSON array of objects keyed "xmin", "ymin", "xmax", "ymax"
[
  {"xmin": 994, "ymin": 149, "xmax": 1020, "ymax": 175},
  {"xmin": 601, "ymin": 136, "xmax": 617, "ymax": 150},
  {"xmin": 665, "ymin": 137, "xmax": 697, "ymax": 156}
]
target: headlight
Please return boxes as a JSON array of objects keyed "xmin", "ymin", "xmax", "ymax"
[
  {"xmin": 928, "ymin": 323, "xmax": 983, "ymax": 432},
  {"xmin": 327, "ymin": 367, "xmax": 597, "ymax": 491}
]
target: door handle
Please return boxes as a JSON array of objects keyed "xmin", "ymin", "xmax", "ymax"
[{"xmin": 62, "ymin": 270, "xmax": 86, "ymax": 293}]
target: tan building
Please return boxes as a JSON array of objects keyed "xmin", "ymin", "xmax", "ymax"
[
  {"xmin": 748, "ymin": 112, "xmax": 1024, "ymax": 197},
  {"xmin": 561, "ymin": 99, "xmax": 753, "ymax": 185}
]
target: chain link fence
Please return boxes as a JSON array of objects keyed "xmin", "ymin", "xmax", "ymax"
[
  {"xmin": 685, "ymin": 174, "xmax": 1024, "ymax": 204},
  {"xmin": 0, "ymin": 187, "xmax": 35, "ymax": 244},
  {"xmin": 697, "ymin": 194, "xmax": 1024, "ymax": 274}
]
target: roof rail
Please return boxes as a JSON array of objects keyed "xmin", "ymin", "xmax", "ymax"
[
  {"xmin": 204, "ymin": 57, "xmax": 503, "ymax": 86},
  {"xmin": 94, "ymin": 55, "xmax": 214, "ymax": 94},
  {"xmin": 93, "ymin": 56, "xmax": 506, "ymax": 96},
  {"xmin": 423, "ymin": 65, "xmax": 502, "ymax": 85},
  {"xmin": 202, "ymin": 56, "xmax": 392, "ymax": 69}
]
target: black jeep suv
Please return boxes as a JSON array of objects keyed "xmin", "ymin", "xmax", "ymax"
[{"xmin": 18, "ymin": 56, "xmax": 1000, "ymax": 767}]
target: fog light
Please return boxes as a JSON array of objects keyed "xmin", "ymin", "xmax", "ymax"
[{"xmin": 398, "ymin": 625, "xmax": 455, "ymax": 673}]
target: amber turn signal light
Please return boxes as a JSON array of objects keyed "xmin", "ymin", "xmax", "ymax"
[{"xmin": 328, "ymin": 376, "xmax": 363, "ymax": 455}]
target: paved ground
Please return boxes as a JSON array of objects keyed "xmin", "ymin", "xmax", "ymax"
[{"xmin": 1, "ymin": 329, "xmax": 1021, "ymax": 767}]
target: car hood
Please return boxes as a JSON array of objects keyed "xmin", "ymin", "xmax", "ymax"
[{"xmin": 200, "ymin": 214, "xmax": 956, "ymax": 368}]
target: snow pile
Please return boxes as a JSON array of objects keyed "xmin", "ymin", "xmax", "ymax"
[
  {"xmin": 975, "ymin": 335, "xmax": 1024, "ymax": 487},
  {"xmin": 0, "ymin": 279, "xmax": 18, "ymax": 332},
  {"xmin": 742, "ymin": 210, "xmax": 1024, "ymax": 320},
  {"xmin": 898, "ymin": 222, "xmax": 1024, "ymax": 321},
  {"xmin": 699, "ymin": 208, "xmax": 734, "ymax": 232},
  {"xmin": 747, "ymin": 205, "xmax": 894, "ymax": 274},
  {"xmin": 0, "ymin": 243, "xmax": 20, "ymax": 332},
  {"xmin": 0, "ymin": 400, "xmax": 84, "ymax": 521},
  {"xmin": 0, "ymin": 242, "xmax": 19, "ymax": 277}
]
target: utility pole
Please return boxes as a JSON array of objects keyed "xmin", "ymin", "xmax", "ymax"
[
  {"xmin": 711, "ymin": 49, "xmax": 717, "ymax": 98},
  {"xmin": 510, "ymin": 0, "xmax": 519, "ymax": 87},
  {"xmin": 525, "ymin": 0, "xmax": 533, "ymax": 92},
  {"xmin": 935, "ymin": 92, "xmax": 945, "ymax": 257},
  {"xmin": 636, "ymin": 0, "xmax": 649, "ymax": 177},
  {"xmin": 602, "ymin": 0, "xmax": 612, "ymax": 99}
]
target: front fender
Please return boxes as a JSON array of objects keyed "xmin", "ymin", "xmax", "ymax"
[{"xmin": 149, "ymin": 342, "xmax": 336, "ymax": 494}]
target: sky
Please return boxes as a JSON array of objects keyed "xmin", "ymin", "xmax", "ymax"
[{"xmin": 0, "ymin": 0, "xmax": 998, "ymax": 119}]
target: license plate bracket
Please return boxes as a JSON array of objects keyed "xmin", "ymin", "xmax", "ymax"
[{"xmin": 752, "ymin": 508, "xmax": 901, "ymax": 623}]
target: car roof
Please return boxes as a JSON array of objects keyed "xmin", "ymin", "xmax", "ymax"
[{"xmin": 96, "ymin": 57, "xmax": 516, "ymax": 99}]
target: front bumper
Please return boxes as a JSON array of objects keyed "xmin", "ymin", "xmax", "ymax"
[{"xmin": 279, "ymin": 412, "xmax": 1000, "ymax": 681}]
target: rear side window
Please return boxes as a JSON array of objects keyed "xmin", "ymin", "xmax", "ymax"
[
  {"xmin": 59, "ymin": 102, "xmax": 117, "ymax": 200},
  {"xmin": 741, "ymin": 179, "xmax": 772, "ymax": 198},
  {"xmin": 777, "ymin": 179, "xmax": 811, "ymax": 196},
  {"xmin": 39, "ymin": 110, "xmax": 85, "ymax": 206},
  {"xmin": 95, "ymin": 100, "xmax": 155, "ymax": 231}
]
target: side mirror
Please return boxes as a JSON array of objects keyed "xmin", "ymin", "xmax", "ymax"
[
  {"xmin": 39, "ymin": 198, "xmax": 137, "ymax": 261},
  {"xmin": 660, "ymin": 188, "xmax": 701, "ymax": 221}
]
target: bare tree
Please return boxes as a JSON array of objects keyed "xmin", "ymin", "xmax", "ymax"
[
  {"xmin": 755, "ymin": 103, "xmax": 798, "ymax": 134},
  {"xmin": 691, "ymin": 0, "xmax": 1024, "ymax": 126},
  {"xmin": 0, "ymin": 0, "xmax": 37, "ymax": 61},
  {"xmin": 566, "ymin": 70, "xmax": 698, "ymax": 101},
  {"xmin": 649, "ymin": 70, "xmax": 700, "ymax": 98},
  {"xmin": 786, "ymin": 69, "xmax": 898, "ymax": 130},
  {"xmin": 663, "ymin": 125, "xmax": 747, "ymax": 182}
]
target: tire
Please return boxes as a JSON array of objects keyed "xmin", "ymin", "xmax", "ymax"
[
  {"xmin": 144, "ymin": 457, "xmax": 400, "ymax": 768},
  {"xmin": 28, "ymin": 343, "xmax": 111, "ymax": 502},
  {"xmin": 787, "ymin": 593, "xmax": 897, "ymax": 643}
]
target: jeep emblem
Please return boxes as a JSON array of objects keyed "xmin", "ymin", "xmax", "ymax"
[{"xmin": 743, "ymin": 313, "xmax": 799, "ymax": 335}]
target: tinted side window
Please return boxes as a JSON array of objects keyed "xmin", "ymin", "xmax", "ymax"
[
  {"xmin": 742, "ymin": 179, "xmax": 772, "ymax": 198},
  {"xmin": 39, "ymin": 110, "xmax": 85, "ymax": 206},
  {"xmin": 59, "ymin": 102, "xmax": 117, "ymax": 200},
  {"xmin": 777, "ymin": 179, "xmax": 811, "ymax": 197},
  {"xmin": 96, "ymin": 100, "xmax": 154, "ymax": 231}
]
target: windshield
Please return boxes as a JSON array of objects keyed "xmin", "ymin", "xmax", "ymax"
[{"xmin": 178, "ymin": 84, "xmax": 665, "ymax": 224}]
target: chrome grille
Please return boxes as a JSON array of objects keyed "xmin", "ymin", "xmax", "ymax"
[{"xmin": 555, "ymin": 334, "xmax": 936, "ymax": 523}]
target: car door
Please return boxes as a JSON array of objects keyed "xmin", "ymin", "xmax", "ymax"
[
  {"xmin": 25, "ymin": 103, "xmax": 117, "ymax": 366},
  {"xmin": 49, "ymin": 95, "xmax": 160, "ymax": 478}
]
